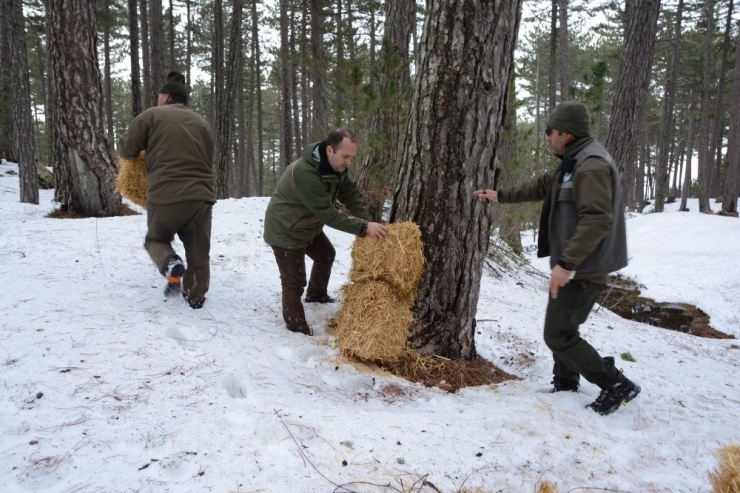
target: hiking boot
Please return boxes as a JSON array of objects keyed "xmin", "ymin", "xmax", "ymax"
[
  {"xmin": 304, "ymin": 293, "xmax": 336, "ymax": 303},
  {"xmin": 287, "ymin": 325, "xmax": 313, "ymax": 336},
  {"xmin": 182, "ymin": 292, "xmax": 205, "ymax": 309},
  {"xmin": 586, "ymin": 371, "xmax": 641, "ymax": 415},
  {"xmin": 549, "ymin": 377, "xmax": 579, "ymax": 393},
  {"xmin": 164, "ymin": 255, "xmax": 185, "ymax": 297}
]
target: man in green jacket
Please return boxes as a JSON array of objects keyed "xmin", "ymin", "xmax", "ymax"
[
  {"xmin": 474, "ymin": 101, "xmax": 640, "ymax": 415},
  {"xmin": 118, "ymin": 71, "xmax": 215, "ymax": 309},
  {"xmin": 264, "ymin": 128, "xmax": 388, "ymax": 336}
]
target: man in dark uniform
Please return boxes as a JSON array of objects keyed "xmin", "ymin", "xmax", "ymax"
[
  {"xmin": 118, "ymin": 71, "xmax": 215, "ymax": 309},
  {"xmin": 474, "ymin": 101, "xmax": 640, "ymax": 415}
]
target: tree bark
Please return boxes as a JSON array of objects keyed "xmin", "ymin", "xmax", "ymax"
[
  {"xmin": 679, "ymin": 103, "xmax": 696, "ymax": 212},
  {"xmin": 128, "ymin": 0, "xmax": 143, "ymax": 118},
  {"xmin": 357, "ymin": 0, "xmax": 415, "ymax": 221},
  {"xmin": 279, "ymin": 0, "xmax": 293, "ymax": 169},
  {"xmin": 149, "ymin": 0, "xmax": 165, "ymax": 107},
  {"xmin": 710, "ymin": 0, "xmax": 734, "ymax": 198},
  {"xmin": 696, "ymin": 0, "xmax": 715, "ymax": 212},
  {"xmin": 720, "ymin": 22, "xmax": 740, "ymax": 216},
  {"xmin": 103, "ymin": 0, "xmax": 114, "ymax": 139},
  {"xmin": 558, "ymin": 0, "xmax": 571, "ymax": 100},
  {"xmin": 310, "ymin": 0, "xmax": 327, "ymax": 134},
  {"xmin": 140, "ymin": 0, "xmax": 151, "ymax": 109},
  {"xmin": 168, "ymin": 0, "xmax": 175, "ymax": 70},
  {"xmin": 49, "ymin": 0, "xmax": 121, "ymax": 216},
  {"xmin": 548, "ymin": 0, "xmax": 557, "ymax": 108},
  {"xmin": 251, "ymin": 0, "xmax": 264, "ymax": 195},
  {"xmin": 654, "ymin": 0, "xmax": 683, "ymax": 212},
  {"xmin": 604, "ymin": 0, "xmax": 660, "ymax": 211},
  {"xmin": 389, "ymin": 0, "xmax": 523, "ymax": 360},
  {"xmin": 5, "ymin": 0, "xmax": 40, "ymax": 203}
]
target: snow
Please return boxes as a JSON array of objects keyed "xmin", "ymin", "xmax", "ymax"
[{"xmin": 1, "ymin": 159, "xmax": 739, "ymax": 493}]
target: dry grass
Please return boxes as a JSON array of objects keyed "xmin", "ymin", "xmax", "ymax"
[
  {"xmin": 710, "ymin": 444, "xmax": 740, "ymax": 493},
  {"xmin": 115, "ymin": 152, "xmax": 148, "ymax": 208},
  {"xmin": 335, "ymin": 281, "xmax": 413, "ymax": 364},
  {"xmin": 537, "ymin": 481, "xmax": 558, "ymax": 493},
  {"xmin": 383, "ymin": 351, "xmax": 517, "ymax": 393},
  {"xmin": 348, "ymin": 221, "xmax": 424, "ymax": 302}
]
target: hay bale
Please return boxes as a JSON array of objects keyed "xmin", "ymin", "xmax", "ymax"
[
  {"xmin": 334, "ymin": 281, "xmax": 412, "ymax": 364},
  {"xmin": 349, "ymin": 221, "xmax": 424, "ymax": 302},
  {"xmin": 710, "ymin": 444, "xmax": 740, "ymax": 493},
  {"xmin": 115, "ymin": 152, "xmax": 148, "ymax": 208}
]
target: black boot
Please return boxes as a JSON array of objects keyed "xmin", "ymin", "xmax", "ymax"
[
  {"xmin": 549, "ymin": 376, "xmax": 579, "ymax": 393},
  {"xmin": 587, "ymin": 370, "xmax": 641, "ymax": 415},
  {"xmin": 304, "ymin": 293, "xmax": 336, "ymax": 303}
]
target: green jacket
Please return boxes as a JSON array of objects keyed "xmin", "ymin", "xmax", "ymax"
[
  {"xmin": 263, "ymin": 142, "xmax": 373, "ymax": 249},
  {"xmin": 117, "ymin": 103, "xmax": 215, "ymax": 205},
  {"xmin": 499, "ymin": 137, "xmax": 627, "ymax": 280}
]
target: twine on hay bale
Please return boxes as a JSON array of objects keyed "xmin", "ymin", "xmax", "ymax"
[
  {"xmin": 115, "ymin": 152, "xmax": 148, "ymax": 208},
  {"xmin": 349, "ymin": 221, "xmax": 424, "ymax": 302},
  {"xmin": 335, "ymin": 281, "xmax": 413, "ymax": 364},
  {"xmin": 710, "ymin": 444, "xmax": 740, "ymax": 493}
]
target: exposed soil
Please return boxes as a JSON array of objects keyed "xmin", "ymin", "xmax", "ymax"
[{"xmin": 598, "ymin": 275, "xmax": 735, "ymax": 339}]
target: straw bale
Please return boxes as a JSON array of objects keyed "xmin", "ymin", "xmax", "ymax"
[
  {"xmin": 115, "ymin": 152, "xmax": 148, "ymax": 208},
  {"xmin": 335, "ymin": 281, "xmax": 412, "ymax": 364},
  {"xmin": 710, "ymin": 444, "xmax": 740, "ymax": 493},
  {"xmin": 349, "ymin": 221, "xmax": 423, "ymax": 302}
]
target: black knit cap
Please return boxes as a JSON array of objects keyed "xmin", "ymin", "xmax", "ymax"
[
  {"xmin": 158, "ymin": 71, "xmax": 189, "ymax": 98},
  {"xmin": 546, "ymin": 101, "xmax": 591, "ymax": 138}
]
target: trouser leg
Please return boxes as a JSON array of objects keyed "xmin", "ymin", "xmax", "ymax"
[
  {"xmin": 178, "ymin": 201, "xmax": 212, "ymax": 303},
  {"xmin": 305, "ymin": 231, "xmax": 336, "ymax": 298},
  {"xmin": 543, "ymin": 280, "xmax": 615, "ymax": 386},
  {"xmin": 144, "ymin": 202, "xmax": 178, "ymax": 275},
  {"xmin": 271, "ymin": 245, "xmax": 309, "ymax": 330}
]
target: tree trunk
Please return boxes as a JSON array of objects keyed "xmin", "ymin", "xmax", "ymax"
[
  {"xmin": 654, "ymin": 0, "xmax": 683, "ymax": 212},
  {"xmin": 720, "ymin": 22, "xmax": 740, "ymax": 216},
  {"xmin": 558, "ymin": 0, "xmax": 571, "ymax": 100},
  {"xmin": 49, "ymin": 0, "xmax": 121, "ymax": 216},
  {"xmin": 168, "ymin": 0, "xmax": 175, "ymax": 70},
  {"xmin": 140, "ymin": 0, "xmax": 151, "ymax": 109},
  {"xmin": 251, "ymin": 0, "xmax": 264, "ymax": 195},
  {"xmin": 548, "ymin": 0, "xmax": 557, "ymax": 108},
  {"xmin": 236, "ymin": 23, "xmax": 247, "ymax": 198},
  {"xmin": 710, "ymin": 0, "xmax": 734, "ymax": 199},
  {"xmin": 356, "ymin": 0, "xmax": 415, "ymax": 221},
  {"xmin": 103, "ymin": 0, "xmax": 113, "ymax": 139},
  {"xmin": 679, "ymin": 103, "xmax": 696, "ymax": 212},
  {"xmin": 696, "ymin": 0, "xmax": 715, "ymax": 212},
  {"xmin": 279, "ymin": 0, "xmax": 293, "ymax": 169},
  {"xmin": 604, "ymin": 0, "xmax": 660, "ymax": 211},
  {"xmin": 389, "ymin": 0, "xmax": 523, "ymax": 360},
  {"xmin": 186, "ymin": 0, "xmax": 191, "ymax": 84},
  {"xmin": 0, "ymin": 0, "xmax": 10, "ymax": 162},
  {"xmin": 213, "ymin": 0, "xmax": 242, "ymax": 199},
  {"xmin": 310, "ymin": 0, "xmax": 327, "ymax": 134},
  {"xmin": 5, "ymin": 0, "xmax": 39, "ymax": 203},
  {"xmin": 335, "ymin": 0, "xmax": 344, "ymax": 121},
  {"xmin": 290, "ymin": 8, "xmax": 301, "ymax": 152},
  {"xmin": 128, "ymin": 0, "xmax": 143, "ymax": 118},
  {"xmin": 149, "ymin": 0, "xmax": 165, "ymax": 107}
]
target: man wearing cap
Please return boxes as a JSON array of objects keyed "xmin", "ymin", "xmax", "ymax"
[
  {"xmin": 473, "ymin": 100, "xmax": 640, "ymax": 416},
  {"xmin": 118, "ymin": 71, "xmax": 215, "ymax": 309}
]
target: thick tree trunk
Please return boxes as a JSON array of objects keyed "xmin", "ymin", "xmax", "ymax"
[
  {"xmin": 49, "ymin": 0, "xmax": 121, "ymax": 216},
  {"xmin": 128, "ymin": 0, "xmax": 142, "ymax": 118},
  {"xmin": 604, "ymin": 0, "xmax": 660, "ymax": 211},
  {"xmin": 103, "ymin": 0, "xmax": 113, "ymax": 139},
  {"xmin": 710, "ymin": 0, "xmax": 734, "ymax": 199},
  {"xmin": 236, "ymin": 26, "xmax": 247, "ymax": 198},
  {"xmin": 290, "ymin": 9, "xmax": 301, "ymax": 152},
  {"xmin": 5, "ymin": 0, "xmax": 40, "ymax": 203},
  {"xmin": 357, "ymin": 0, "xmax": 415, "ymax": 221},
  {"xmin": 720, "ymin": 23, "xmax": 740, "ymax": 216},
  {"xmin": 548, "ymin": 0, "xmax": 557, "ymax": 108},
  {"xmin": 389, "ymin": 0, "xmax": 523, "ymax": 360},
  {"xmin": 279, "ymin": 0, "xmax": 293, "ymax": 169},
  {"xmin": 696, "ymin": 0, "xmax": 715, "ymax": 212},
  {"xmin": 168, "ymin": 0, "xmax": 175, "ymax": 70},
  {"xmin": 655, "ymin": 0, "xmax": 683, "ymax": 212}
]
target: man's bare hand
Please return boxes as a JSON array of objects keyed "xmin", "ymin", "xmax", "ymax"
[
  {"xmin": 473, "ymin": 189, "xmax": 499, "ymax": 202},
  {"xmin": 550, "ymin": 264, "xmax": 572, "ymax": 299},
  {"xmin": 366, "ymin": 222, "xmax": 389, "ymax": 239}
]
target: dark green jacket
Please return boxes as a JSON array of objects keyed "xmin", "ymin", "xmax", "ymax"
[
  {"xmin": 118, "ymin": 103, "xmax": 215, "ymax": 205},
  {"xmin": 263, "ymin": 142, "xmax": 373, "ymax": 249},
  {"xmin": 499, "ymin": 138, "xmax": 627, "ymax": 279}
]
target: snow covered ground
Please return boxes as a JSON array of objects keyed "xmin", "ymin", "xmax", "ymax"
[{"xmin": 1, "ymin": 160, "xmax": 738, "ymax": 493}]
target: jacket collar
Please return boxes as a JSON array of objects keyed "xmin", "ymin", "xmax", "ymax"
[{"xmin": 306, "ymin": 141, "xmax": 342, "ymax": 177}]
